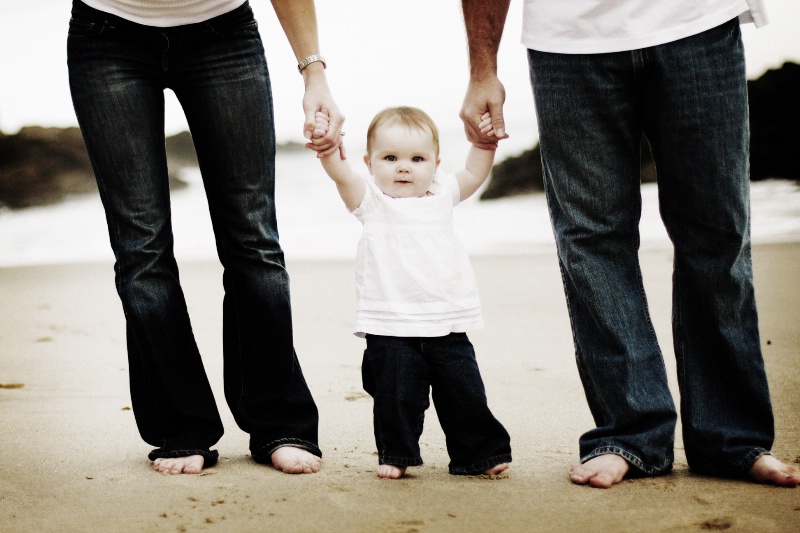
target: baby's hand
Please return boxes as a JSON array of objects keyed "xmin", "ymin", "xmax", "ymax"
[
  {"xmin": 310, "ymin": 109, "xmax": 347, "ymax": 160},
  {"xmin": 312, "ymin": 110, "xmax": 330, "ymax": 139},
  {"xmin": 478, "ymin": 112, "xmax": 497, "ymax": 138}
]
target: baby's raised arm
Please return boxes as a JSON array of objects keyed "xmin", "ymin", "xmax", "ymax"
[
  {"xmin": 454, "ymin": 112, "xmax": 497, "ymax": 201},
  {"xmin": 315, "ymin": 111, "xmax": 366, "ymax": 211}
]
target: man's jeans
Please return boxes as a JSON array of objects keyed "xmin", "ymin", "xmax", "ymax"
[
  {"xmin": 528, "ymin": 18, "xmax": 773, "ymax": 477},
  {"xmin": 67, "ymin": 0, "xmax": 320, "ymax": 463}
]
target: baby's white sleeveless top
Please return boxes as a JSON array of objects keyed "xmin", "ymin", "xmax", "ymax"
[
  {"xmin": 521, "ymin": 0, "xmax": 767, "ymax": 54},
  {"xmin": 80, "ymin": 0, "xmax": 246, "ymax": 27},
  {"xmin": 351, "ymin": 172, "xmax": 483, "ymax": 338}
]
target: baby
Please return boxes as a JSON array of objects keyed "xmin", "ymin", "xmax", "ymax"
[{"xmin": 316, "ymin": 106, "xmax": 511, "ymax": 479}]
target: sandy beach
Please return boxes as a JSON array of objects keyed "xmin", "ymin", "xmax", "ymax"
[{"xmin": 1, "ymin": 243, "xmax": 798, "ymax": 532}]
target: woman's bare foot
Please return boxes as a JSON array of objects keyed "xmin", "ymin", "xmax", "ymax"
[
  {"xmin": 378, "ymin": 464, "xmax": 407, "ymax": 479},
  {"xmin": 569, "ymin": 454, "xmax": 630, "ymax": 488},
  {"xmin": 748, "ymin": 454, "xmax": 800, "ymax": 487},
  {"xmin": 271, "ymin": 446, "xmax": 321, "ymax": 474},
  {"xmin": 483, "ymin": 463, "xmax": 509, "ymax": 476},
  {"xmin": 153, "ymin": 455, "xmax": 204, "ymax": 475}
]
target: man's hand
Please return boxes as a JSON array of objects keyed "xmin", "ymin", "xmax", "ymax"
[
  {"xmin": 460, "ymin": 0, "xmax": 511, "ymax": 149},
  {"xmin": 460, "ymin": 76, "xmax": 509, "ymax": 149}
]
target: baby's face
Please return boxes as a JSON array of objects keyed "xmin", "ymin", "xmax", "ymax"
[{"xmin": 364, "ymin": 123, "xmax": 440, "ymax": 198}]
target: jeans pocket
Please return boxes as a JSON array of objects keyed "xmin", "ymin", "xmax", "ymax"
[{"xmin": 68, "ymin": 16, "xmax": 106, "ymax": 38}]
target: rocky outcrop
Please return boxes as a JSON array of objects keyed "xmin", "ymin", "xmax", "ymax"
[
  {"xmin": 481, "ymin": 138, "xmax": 656, "ymax": 200},
  {"xmin": 0, "ymin": 127, "xmax": 312, "ymax": 209},
  {"xmin": 0, "ymin": 127, "xmax": 97, "ymax": 208},
  {"xmin": 0, "ymin": 127, "xmax": 191, "ymax": 209},
  {"xmin": 748, "ymin": 61, "xmax": 800, "ymax": 181},
  {"xmin": 481, "ymin": 61, "xmax": 800, "ymax": 200}
]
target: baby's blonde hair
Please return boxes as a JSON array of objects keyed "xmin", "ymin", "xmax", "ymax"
[{"xmin": 366, "ymin": 106, "xmax": 440, "ymax": 158}]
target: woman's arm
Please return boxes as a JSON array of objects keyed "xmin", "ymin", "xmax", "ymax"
[{"xmin": 270, "ymin": 0, "xmax": 344, "ymax": 157}]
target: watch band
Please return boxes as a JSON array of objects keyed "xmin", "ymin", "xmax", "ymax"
[{"xmin": 297, "ymin": 55, "xmax": 326, "ymax": 73}]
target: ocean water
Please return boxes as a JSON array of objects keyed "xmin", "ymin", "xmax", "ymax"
[{"xmin": 1, "ymin": 138, "xmax": 799, "ymax": 267}]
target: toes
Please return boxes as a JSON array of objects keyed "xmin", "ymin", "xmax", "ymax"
[
  {"xmin": 271, "ymin": 447, "xmax": 321, "ymax": 474},
  {"xmin": 377, "ymin": 465, "xmax": 406, "ymax": 479},
  {"xmin": 569, "ymin": 465, "xmax": 592, "ymax": 484},
  {"xmin": 152, "ymin": 455, "xmax": 205, "ymax": 475},
  {"xmin": 483, "ymin": 463, "xmax": 509, "ymax": 476}
]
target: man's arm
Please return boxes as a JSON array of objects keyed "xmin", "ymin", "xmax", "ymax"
[
  {"xmin": 271, "ymin": 0, "xmax": 344, "ymax": 157},
  {"xmin": 459, "ymin": 0, "xmax": 511, "ymax": 148}
]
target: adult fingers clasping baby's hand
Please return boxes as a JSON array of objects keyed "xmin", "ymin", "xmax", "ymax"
[
  {"xmin": 308, "ymin": 109, "xmax": 346, "ymax": 160},
  {"xmin": 479, "ymin": 112, "xmax": 496, "ymax": 136}
]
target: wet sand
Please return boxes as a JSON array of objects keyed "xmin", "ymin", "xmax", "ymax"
[{"xmin": 1, "ymin": 243, "xmax": 798, "ymax": 532}]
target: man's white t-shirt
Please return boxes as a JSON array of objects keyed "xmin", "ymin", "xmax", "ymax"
[
  {"xmin": 80, "ymin": 0, "xmax": 246, "ymax": 27},
  {"xmin": 521, "ymin": 0, "xmax": 767, "ymax": 54}
]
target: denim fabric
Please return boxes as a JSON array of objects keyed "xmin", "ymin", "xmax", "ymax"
[
  {"xmin": 362, "ymin": 333, "xmax": 511, "ymax": 475},
  {"xmin": 67, "ymin": 0, "xmax": 320, "ymax": 460},
  {"xmin": 528, "ymin": 18, "xmax": 773, "ymax": 477}
]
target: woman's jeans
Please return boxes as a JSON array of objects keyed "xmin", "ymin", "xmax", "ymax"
[
  {"xmin": 362, "ymin": 333, "xmax": 512, "ymax": 474},
  {"xmin": 67, "ymin": 0, "xmax": 320, "ymax": 464},
  {"xmin": 528, "ymin": 18, "xmax": 773, "ymax": 477}
]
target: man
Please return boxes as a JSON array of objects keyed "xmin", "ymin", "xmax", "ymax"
[{"xmin": 460, "ymin": 0, "xmax": 800, "ymax": 488}]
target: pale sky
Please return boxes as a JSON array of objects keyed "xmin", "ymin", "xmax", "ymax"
[{"xmin": 1, "ymin": 0, "xmax": 798, "ymax": 152}]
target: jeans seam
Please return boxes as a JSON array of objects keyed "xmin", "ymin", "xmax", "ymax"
[
  {"xmin": 148, "ymin": 448, "xmax": 219, "ymax": 467},
  {"xmin": 449, "ymin": 453, "xmax": 513, "ymax": 475},
  {"xmin": 379, "ymin": 455, "xmax": 424, "ymax": 467},
  {"xmin": 252, "ymin": 439, "xmax": 322, "ymax": 462},
  {"xmin": 583, "ymin": 446, "xmax": 670, "ymax": 476},
  {"xmin": 736, "ymin": 448, "xmax": 770, "ymax": 473}
]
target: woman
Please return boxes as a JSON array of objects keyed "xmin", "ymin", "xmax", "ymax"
[{"xmin": 67, "ymin": 0, "xmax": 343, "ymax": 474}]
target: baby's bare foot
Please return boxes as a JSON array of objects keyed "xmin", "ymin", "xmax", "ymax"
[
  {"xmin": 153, "ymin": 455, "xmax": 204, "ymax": 475},
  {"xmin": 748, "ymin": 454, "xmax": 800, "ymax": 487},
  {"xmin": 378, "ymin": 464, "xmax": 407, "ymax": 479},
  {"xmin": 271, "ymin": 446, "xmax": 321, "ymax": 474},
  {"xmin": 569, "ymin": 454, "xmax": 629, "ymax": 488},
  {"xmin": 483, "ymin": 463, "xmax": 509, "ymax": 476}
]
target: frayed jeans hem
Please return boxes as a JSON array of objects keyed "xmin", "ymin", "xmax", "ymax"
[
  {"xmin": 148, "ymin": 448, "xmax": 219, "ymax": 468},
  {"xmin": 251, "ymin": 439, "xmax": 322, "ymax": 464},
  {"xmin": 379, "ymin": 455, "xmax": 424, "ymax": 468},
  {"xmin": 450, "ymin": 454, "xmax": 512, "ymax": 475},
  {"xmin": 690, "ymin": 447, "xmax": 772, "ymax": 478},
  {"xmin": 582, "ymin": 446, "xmax": 672, "ymax": 477}
]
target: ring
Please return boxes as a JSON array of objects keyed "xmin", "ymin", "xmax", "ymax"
[{"xmin": 340, "ymin": 132, "xmax": 346, "ymax": 136}]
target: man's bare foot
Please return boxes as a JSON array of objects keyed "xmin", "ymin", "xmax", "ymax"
[
  {"xmin": 153, "ymin": 455, "xmax": 204, "ymax": 475},
  {"xmin": 378, "ymin": 464, "xmax": 407, "ymax": 479},
  {"xmin": 483, "ymin": 463, "xmax": 509, "ymax": 476},
  {"xmin": 569, "ymin": 454, "xmax": 630, "ymax": 488},
  {"xmin": 748, "ymin": 454, "xmax": 800, "ymax": 487},
  {"xmin": 271, "ymin": 446, "xmax": 321, "ymax": 474}
]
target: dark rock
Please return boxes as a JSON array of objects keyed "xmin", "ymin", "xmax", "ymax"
[
  {"xmin": 0, "ymin": 127, "xmax": 95, "ymax": 209},
  {"xmin": 481, "ymin": 137, "xmax": 655, "ymax": 200},
  {"xmin": 748, "ymin": 61, "xmax": 800, "ymax": 181},
  {"xmin": 480, "ymin": 144, "xmax": 543, "ymax": 200},
  {"xmin": 0, "ymin": 127, "xmax": 188, "ymax": 209},
  {"xmin": 482, "ymin": 61, "xmax": 800, "ymax": 200},
  {"xmin": 0, "ymin": 126, "xmax": 322, "ymax": 209}
]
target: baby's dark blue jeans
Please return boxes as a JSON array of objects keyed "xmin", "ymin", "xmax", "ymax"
[{"xmin": 362, "ymin": 333, "xmax": 511, "ymax": 474}]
